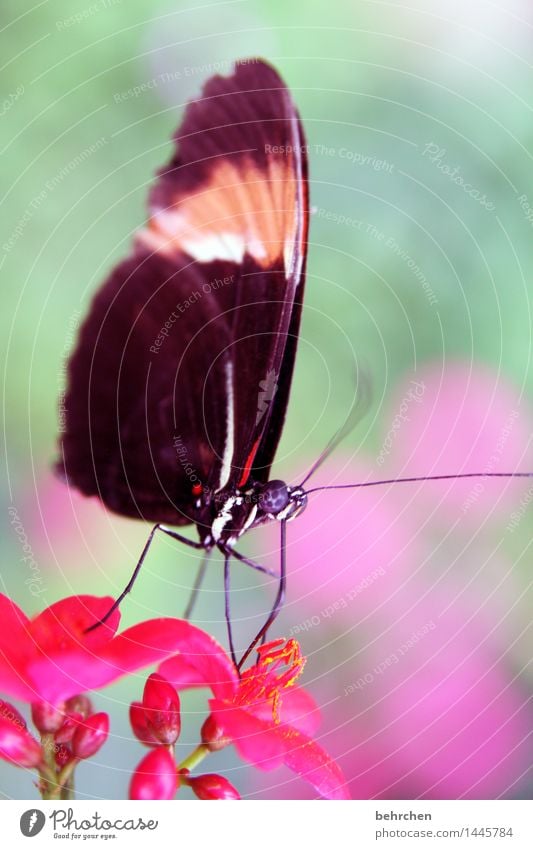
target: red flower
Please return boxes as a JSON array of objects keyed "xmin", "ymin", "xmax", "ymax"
[
  {"xmin": 159, "ymin": 637, "xmax": 350, "ymax": 800},
  {"xmin": 0, "ymin": 594, "xmax": 233, "ymax": 706},
  {"xmin": 129, "ymin": 747, "xmax": 178, "ymax": 800}
]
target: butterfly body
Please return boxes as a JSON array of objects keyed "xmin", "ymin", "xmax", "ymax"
[{"xmin": 175, "ymin": 479, "xmax": 307, "ymax": 548}]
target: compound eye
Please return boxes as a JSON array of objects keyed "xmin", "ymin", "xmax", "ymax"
[{"xmin": 259, "ymin": 480, "xmax": 290, "ymax": 514}]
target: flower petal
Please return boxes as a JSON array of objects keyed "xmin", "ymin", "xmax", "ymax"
[
  {"xmin": 0, "ymin": 595, "xmax": 35, "ymax": 698},
  {"xmin": 278, "ymin": 727, "xmax": 351, "ymax": 800},
  {"xmin": 16, "ymin": 616, "xmax": 235, "ymax": 706},
  {"xmin": 156, "ymin": 626, "xmax": 238, "ymax": 700},
  {"xmin": 0, "ymin": 594, "xmax": 29, "ymax": 638},
  {"xmin": 30, "ymin": 596, "xmax": 119, "ymax": 654},
  {"xmin": 209, "ymin": 700, "xmax": 287, "ymax": 770},
  {"xmin": 209, "ymin": 700, "xmax": 350, "ymax": 798},
  {"xmin": 247, "ymin": 686, "xmax": 321, "ymax": 736},
  {"xmin": 2, "ymin": 597, "xmax": 119, "ymax": 703}
]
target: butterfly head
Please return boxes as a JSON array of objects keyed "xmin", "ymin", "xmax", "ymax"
[{"xmin": 256, "ymin": 480, "xmax": 308, "ymax": 522}]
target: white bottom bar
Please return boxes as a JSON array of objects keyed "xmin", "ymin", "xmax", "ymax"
[{"xmin": 2, "ymin": 800, "xmax": 532, "ymax": 848}]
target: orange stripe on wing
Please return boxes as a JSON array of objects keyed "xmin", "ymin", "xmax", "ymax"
[{"xmin": 136, "ymin": 155, "xmax": 298, "ymax": 271}]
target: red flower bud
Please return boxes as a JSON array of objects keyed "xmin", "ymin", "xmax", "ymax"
[
  {"xmin": 129, "ymin": 747, "xmax": 178, "ymax": 800},
  {"xmin": 54, "ymin": 743, "xmax": 73, "ymax": 768},
  {"xmin": 0, "ymin": 716, "xmax": 42, "ymax": 768},
  {"xmin": 141, "ymin": 674, "xmax": 181, "ymax": 745},
  {"xmin": 64, "ymin": 694, "xmax": 93, "ymax": 719},
  {"xmin": 201, "ymin": 714, "xmax": 231, "ymax": 752},
  {"xmin": 71, "ymin": 712, "xmax": 109, "ymax": 759},
  {"xmin": 0, "ymin": 700, "xmax": 27, "ymax": 732},
  {"xmin": 54, "ymin": 712, "xmax": 84, "ymax": 744},
  {"xmin": 31, "ymin": 700, "xmax": 65, "ymax": 733},
  {"xmin": 129, "ymin": 702, "xmax": 160, "ymax": 747},
  {"xmin": 189, "ymin": 773, "xmax": 241, "ymax": 800}
]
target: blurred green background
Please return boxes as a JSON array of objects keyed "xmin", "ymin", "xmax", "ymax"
[{"xmin": 1, "ymin": 0, "xmax": 533, "ymax": 799}]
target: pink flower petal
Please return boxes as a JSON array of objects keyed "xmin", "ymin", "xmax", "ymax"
[
  {"xmin": 24, "ymin": 618, "xmax": 236, "ymax": 705},
  {"xmin": 0, "ymin": 594, "xmax": 29, "ymax": 635},
  {"xmin": 279, "ymin": 727, "xmax": 351, "ymax": 800},
  {"xmin": 30, "ymin": 596, "xmax": 119, "ymax": 654},
  {"xmin": 1, "ymin": 598, "xmax": 118, "ymax": 702},
  {"xmin": 247, "ymin": 686, "xmax": 321, "ymax": 736},
  {"xmin": 209, "ymin": 701, "xmax": 350, "ymax": 799},
  {"xmin": 0, "ymin": 599, "xmax": 236, "ymax": 706},
  {"xmin": 156, "ymin": 628, "xmax": 238, "ymax": 700},
  {"xmin": 26, "ymin": 649, "xmax": 124, "ymax": 705},
  {"xmin": 0, "ymin": 662, "xmax": 36, "ymax": 703},
  {"xmin": 0, "ymin": 595, "xmax": 33, "ymax": 690},
  {"xmin": 208, "ymin": 700, "xmax": 290, "ymax": 770}
]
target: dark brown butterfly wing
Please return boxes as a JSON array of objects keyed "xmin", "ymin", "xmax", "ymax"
[{"xmin": 57, "ymin": 59, "xmax": 309, "ymax": 524}]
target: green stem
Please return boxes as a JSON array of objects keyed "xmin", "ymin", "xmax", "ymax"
[
  {"xmin": 38, "ymin": 733, "xmax": 59, "ymax": 800},
  {"xmin": 58, "ymin": 761, "xmax": 77, "ymax": 800},
  {"xmin": 178, "ymin": 744, "xmax": 210, "ymax": 773},
  {"xmin": 37, "ymin": 765, "xmax": 59, "ymax": 800},
  {"xmin": 39, "ymin": 771, "xmax": 64, "ymax": 800},
  {"xmin": 38, "ymin": 733, "xmax": 77, "ymax": 800}
]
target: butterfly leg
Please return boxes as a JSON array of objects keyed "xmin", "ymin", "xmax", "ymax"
[
  {"xmin": 226, "ymin": 546, "xmax": 278, "ymax": 578},
  {"xmin": 216, "ymin": 545, "xmax": 277, "ymax": 671},
  {"xmin": 158, "ymin": 525, "xmax": 206, "ymax": 549},
  {"xmin": 224, "ymin": 550, "xmax": 238, "ymax": 668},
  {"xmin": 237, "ymin": 520, "xmax": 287, "ymax": 670},
  {"xmin": 183, "ymin": 548, "xmax": 211, "ymax": 620},
  {"xmin": 85, "ymin": 523, "xmax": 205, "ymax": 631}
]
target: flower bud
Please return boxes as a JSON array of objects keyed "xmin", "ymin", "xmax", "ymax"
[
  {"xmin": 54, "ymin": 742, "xmax": 73, "ymax": 768},
  {"xmin": 64, "ymin": 694, "xmax": 93, "ymax": 719},
  {"xmin": 0, "ymin": 716, "xmax": 42, "ymax": 768},
  {"xmin": 71, "ymin": 712, "xmax": 109, "ymax": 759},
  {"xmin": 31, "ymin": 700, "xmax": 65, "ymax": 733},
  {"xmin": 129, "ymin": 747, "xmax": 178, "ymax": 800},
  {"xmin": 129, "ymin": 702, "xmax": 159, "ymax": 747},
  {"xmin": 189, "ymin": 773, "xmax": 241, "ymax": 800},
  {"xmin": 142, "ymin": 674, "xmax": 181, "ymax": 745},
  {"xmin": 54, "ymin": 712, "xmax": 84, "ymax": 744},
  {"xmin": 0, "ymin": 701, "xmax": 27, "ymax": 731},
  {"xmin": 201, "ymin": 714, "xmax": 230, "ymax": 752}
]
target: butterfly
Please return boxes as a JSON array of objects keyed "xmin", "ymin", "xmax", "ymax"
[
  {"xmin": 57, "ymin": 57, "xmax": 533, "ymax": 666},
  {"xmin": 57, "ymin": 59, "xmax": 311, "ymax": 664}
]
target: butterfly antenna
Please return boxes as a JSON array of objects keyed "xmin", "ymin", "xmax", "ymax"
[
  {"xmin": 299, "ymin": 370, "xmax": 373, "ymax": 487},
  {"xmin": 304, "ymin": 471, "xmax": 533, "ymax": 496}
]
